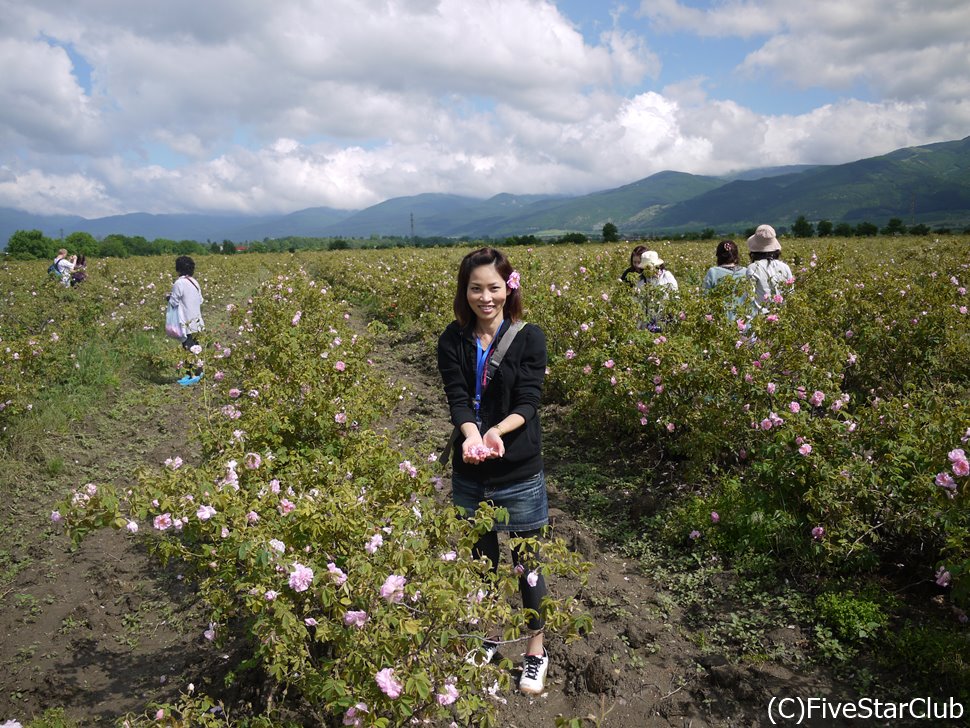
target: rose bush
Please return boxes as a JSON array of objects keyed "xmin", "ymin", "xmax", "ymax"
[{"xmin": 57, "ymin": 268, "xmax": 590, "ymax": 726}]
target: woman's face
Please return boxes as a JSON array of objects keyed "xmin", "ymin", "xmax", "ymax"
[{"xmin": 466, "ymin": 263, "xmax": 507, "ymax": 328}]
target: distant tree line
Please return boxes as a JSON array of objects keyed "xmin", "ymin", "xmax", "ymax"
[
  {"xmin": 6, "ymin": 214, "xmax": 970, "ymax": 261},
  {"xmin": 786, "ymin": 215, "xmax": 969, "ymax": 239}
]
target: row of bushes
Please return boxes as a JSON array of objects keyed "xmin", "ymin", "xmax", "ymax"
[
  {"xmin": 313, "ymin": 239, "xmax": 969, "ymax": 608},
  {"xmin": 57, "ymin": 268, "xmax": 589, "ymax": 725}
]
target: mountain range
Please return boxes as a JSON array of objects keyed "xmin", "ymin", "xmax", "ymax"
[{"xmin": 3, "ymin": 136, "xmax": 969, "ymax": 247}]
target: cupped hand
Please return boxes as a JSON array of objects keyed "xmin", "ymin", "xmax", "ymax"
[
  {"xmin": 462, "ymin": 437, "xmax": 493, "ymax": 464},
  {"xmin": 482, "ymin": 429, "xmax": 505, "ymax": 458}
]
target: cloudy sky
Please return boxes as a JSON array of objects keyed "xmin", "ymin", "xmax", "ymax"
[{"xmin": 1, "ymin": 0, "xmax": 968, "ymax": 218}]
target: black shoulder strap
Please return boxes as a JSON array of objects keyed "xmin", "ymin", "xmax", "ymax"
[
  {"xmin": 441, "ymin": 321, "xmax": 527, "ymax": 464},
  {"xmin": 485, "ymin": 320, "xmax": 526, "ymax": 385}
]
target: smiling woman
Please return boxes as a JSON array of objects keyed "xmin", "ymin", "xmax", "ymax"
[{"xmin": 436, "ymin": 246, "xmax": 552, "ymax": 695}]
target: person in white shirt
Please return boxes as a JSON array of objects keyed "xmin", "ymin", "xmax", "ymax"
[
  {"xmin": 168, "ymin": 256, "xmax": 205, "ymax": 386},
  {"xmin": 745, "ymin": 225, "xmax": 793, "ymax": 317},
  {"xmin": 58, "ymin": 254, "xmax": 78, "ymax": 286},
  {"xmin": 637, "ymin": 250, "xmax": 678, "ymax": 331}
]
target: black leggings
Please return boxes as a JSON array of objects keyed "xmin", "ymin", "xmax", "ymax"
[
  {"xmin": 474, "ymin": 529, "xmax": 547, "ymax": 631},
  {"xmin": 181, "ymin": 334, "xmax": 203, "ymax": 376}
]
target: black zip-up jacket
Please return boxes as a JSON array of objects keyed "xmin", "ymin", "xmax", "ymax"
[{"xmin": 437, "ymin": 319, "xmax": 546, "ymax": 487}]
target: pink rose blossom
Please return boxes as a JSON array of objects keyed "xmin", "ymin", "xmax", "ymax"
[
  {"xmin": 381, "ymin": 574, "xmax": 407, "ymax": 602},
  {"xmin": 291, "ymin": 311, "xmax": 302, "ymax": 326},
  {"xmin": 214, "ymin": 370, "xmax": 225, "ymax": 381},
  {"xmin": 365, "ymin": 533, "xmax": 383, "ymax": 554},
  {"xmin": 126, "ymin": 520, "xmax": 139, "ymax": 533},
  {"xmin": 467, "ymin": 444, "xmax": 492, "ymax": 459},
  {"xmin": 811, "ymin": 526, "xmax": 825, "ymax": 541},
  {"xmin": 948, "ymin": 448, "xmax": 966, "ymax": 462},
  {"xmin": 335, "ymin": 360, "xmax": 346, "ymax": 372},
  {"xmin": 526, "ymin": 570, "xmax": 539, "ymax": 587},
  {"xmin": 603, "ymin": 359, "xmax": 615, "ymax": 369},
  {"xmin": 375, "ymin": 668, "xmax": 403, "ymax": 698},
  {"xmin": 437, "ymin": 682, "xmax": 460, "ymax": 706},
  {"xmin": 196, "ymin": 504, "xmax": 217, "ymax": 520},
  {"xmin": 228, "ymin": 388, "xmax": 242, "ymax": 399},
  {"xmin": 305, "ymin": 617, "xmax": 318, "ymax": 627},
  {"xmin": 689, "ymin": 530, "xmax": 701, "ymax": 540},
  {"xmin": 565, "ymin": 349, "xmax": 575, "ymax": 359},
  {"xmin": 809, "ymin": 390, "xmax": 825, "ymax": 407},
  {"xmin": 245, "ymin": 452, "xmax": 262, "ymax": 469},
  {"xmin": 344, "ymin": 610, "xmax": 369, "ymax": 628},
  {"xmin": 335, "ymin": 412, "xmax": 347, "ymax": 424},
  {"xmin": 264, "ymin": 590, "xmax": 279, "ymax": 601},
  {"xmin": 936, "ymin": 567, "xmax": 951, "ymax": 587},
  {"xmin": 342, "ymin": 703, "xmax": 369, "ymax": 727},
  {"xmin": 279, "ymin": 498, "xmax": 296, "ymax": 515},
  {"xmin": 327, "ymin": 562, "xmax": 348, "ymax": 585},
  {"xmin": 953, "ymin": 459, "xmax": 970, "ymax": 477},
  {"xmin": 799, "ymin": 443, "xmax": 813, "ymax": 456},
  {"xmin": 936, "ymin": 472, "xmax": 957, "ymax": 490},
  {"xmin": 506, "ymin": 271, "xmax": 521, "ymax": 289},
  {"xmin": 153, "ymin": 513, "xmax": 173, "ymax": 530},
  {"xmin": 440, "ymin": 551, "xmax": 457, "ymax": 561},
  {"xmin": 269, "ymin": 539, "xmax": 286, "ymax": 553},
  {"xmin": 51, "ymin": 510, "xmax": 62, "ymax": 523},
  {"xmin": 789, "ymin": 401, "xmax": 801, "ymax": 413},
  {"xmin": 710, "ymin": 511, "xmax": 720, "ymax": 523},
  {"xmin": 289, "ymin": 562, "xmax": 314, "ymax": 592}
]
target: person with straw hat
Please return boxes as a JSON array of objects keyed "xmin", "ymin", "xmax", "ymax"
[{"xmin": 745, "ymin": 225, "xmax": 793, "ymax": 315}]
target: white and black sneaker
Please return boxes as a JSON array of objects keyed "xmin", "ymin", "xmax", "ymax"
[
  {"xmin": 464, "ymin": 639, "xmax": 499, "ymax": 667},
  {"xmin": 518, "ymin": 650, "xmax": 549, "ymax": 695}
]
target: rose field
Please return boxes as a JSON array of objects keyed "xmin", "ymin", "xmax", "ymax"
[{"xmin": 0, "ymin": 236, "xmax": 968, "ymax": 727}]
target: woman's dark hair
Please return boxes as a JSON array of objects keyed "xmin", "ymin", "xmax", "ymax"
[
  {"xmin": 175, "ymin": 255, "xmax": 195, "ymax": 277},
  {"xmin": 716, "ymin": 240, "xmax": 739, "ymax": 266},
  {"xmin": 749, "ymin": 250, "xmax": 781, "ymax": 262},
  {"xmin": 453, "ymin": 247, "xmax": 522, "ymax": 328},
  {"xmin": 630, "ymin": 245, "xmax": 648, "ymax": 268}
]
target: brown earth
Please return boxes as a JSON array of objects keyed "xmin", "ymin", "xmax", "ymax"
[{"xmin": 0, "ymin": 311, "xmax": 863, "ymax": 727}]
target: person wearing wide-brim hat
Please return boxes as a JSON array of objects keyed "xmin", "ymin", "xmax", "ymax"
[
  {"xmin": 635, "ymin": 250, "xmax": 678, "ymax": 332},
  {"xmin": 745, "ymin": 224, "xmax": 793, "ymax": 315},
  {"xmin": 637, "ymin": 250, "xmax": 679, "ymax": 292}
]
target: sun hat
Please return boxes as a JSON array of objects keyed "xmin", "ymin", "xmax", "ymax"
[
  {"xmin": 747, "ymin": 224, "xmax": 781, "ymax": 252},
  {"xmin": 639, "ymin": 250, "xmax": 664, "ymax": 267}
]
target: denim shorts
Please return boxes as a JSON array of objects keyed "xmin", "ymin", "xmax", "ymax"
[{"xmin": 451, "ymin": 471, "xmax": 548, "ymax": 532}]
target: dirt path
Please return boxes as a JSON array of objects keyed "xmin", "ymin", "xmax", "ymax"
[
  {"xmin": 364, "ymin": 319, "xmax": 857, "ymax": 728},
  {"xmin": 0, "ymin": 365, "xmax": 230, "ymax": 724}
]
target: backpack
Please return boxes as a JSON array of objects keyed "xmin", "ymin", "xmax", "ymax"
[{"xmin": 48, "ymin": 260, "xmax": 61, "ymax": 276}]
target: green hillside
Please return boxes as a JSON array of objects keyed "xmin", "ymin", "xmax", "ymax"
[
  {"xmin": 464, "ymin": 171, "xmax": 727, "ymax": 236},
  {"xmin": 653, "ymin": 136, "xmax": 970, "ymax": 230}
]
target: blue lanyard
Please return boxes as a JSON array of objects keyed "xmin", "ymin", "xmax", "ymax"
[{"xmin": 473, "ymin": 336, "xmax": 495, "ymax": 424}]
